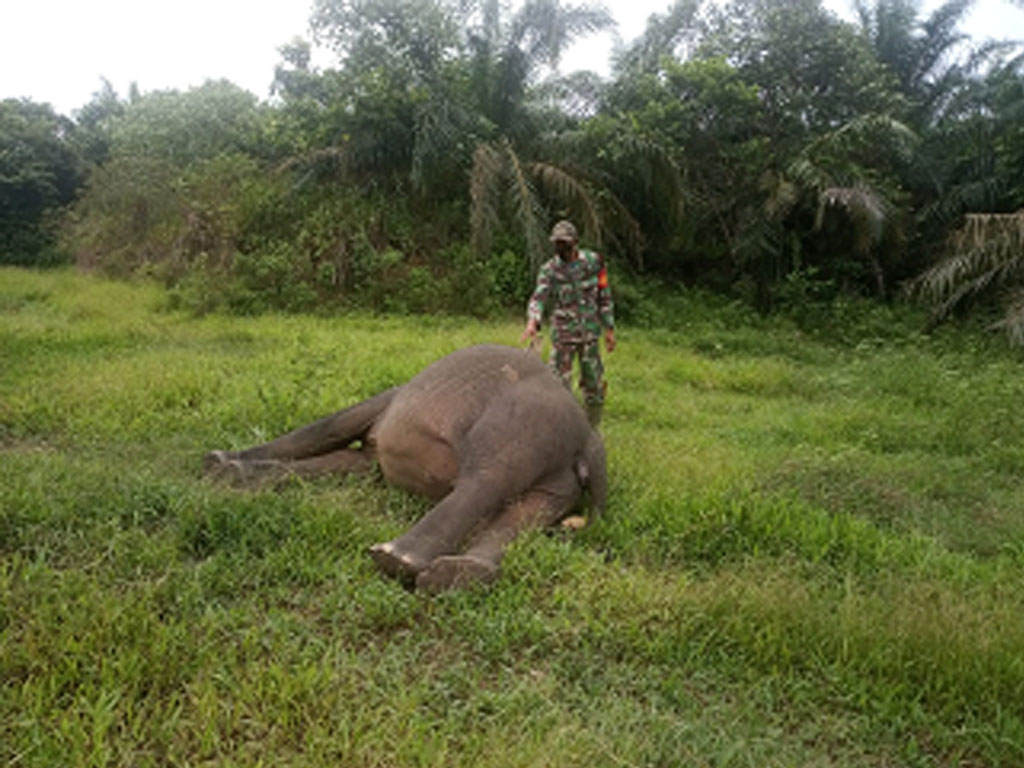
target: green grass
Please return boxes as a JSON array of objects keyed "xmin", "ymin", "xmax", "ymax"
[{"xmin": 3, "ymin": 266, "xmax": 1024, "ymax": 766}]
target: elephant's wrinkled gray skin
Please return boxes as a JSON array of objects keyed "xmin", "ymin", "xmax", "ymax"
[{"xmin": 204, "ymin": 345, "xmax": 606, "ymax": 592}]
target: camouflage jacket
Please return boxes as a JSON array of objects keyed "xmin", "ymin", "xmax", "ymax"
[{"xmin": 527, "ymin": 249, "xmax": 614, "ymax": 344}]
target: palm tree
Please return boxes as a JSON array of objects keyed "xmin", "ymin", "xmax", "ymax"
[
  {"xmin": 463, "ymin": 0, "xmax": 655, "ymax": 268},
  {"xmin": 305, "ymin": 0, "xmax": 628, "ymax": 265},
  {"xmin": 657, "ymin": 0, "xmax": 918, "ymax": 304},
  {"xmin": 791, "ymin": 113, "xmax": 917, "ymax": 296},
  {"xmin": 910, "ymin": 61, "xmax": 1024, "ymax": 340},
  {"xmin": 853, "ymin": 0, "xmax": 1024, "ymax": 301},
  {"xmin": 469, "ymin": 128, "xmax": 656, "ymax": 271},
  {"xmin": 853, "ymin": 0, "xmax": 977, "ymax": 127},
  {"xmin": 609, "ymin": 0, "xmax": 702, "ymax": 77},
  {"xmin": 913, "ymin": 211, "xmax": 1024, "ymax": 341}
]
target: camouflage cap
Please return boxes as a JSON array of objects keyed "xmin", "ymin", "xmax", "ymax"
[{"xmin": 549, "ymin": 220, "xmax": 578, "ymax": 242}]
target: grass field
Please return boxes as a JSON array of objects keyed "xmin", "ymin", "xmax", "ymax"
[{"xmin": 3, "ymin": 266, "xmax": 1024, "ymax": 767}]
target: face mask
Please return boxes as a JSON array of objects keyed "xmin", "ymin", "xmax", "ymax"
[{"xmin": 554, "ymin": 241, "xmax": 574, "ymax": 260}]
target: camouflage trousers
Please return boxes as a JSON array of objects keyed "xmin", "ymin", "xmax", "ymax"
[{"xmin": 549, "ymin": 340, "xmax": 606, "ymax": 405}]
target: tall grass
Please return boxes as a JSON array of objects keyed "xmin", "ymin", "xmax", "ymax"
[{"xmin": 3, "ymin": 267, "xmax": 1024, "ymax": 766}]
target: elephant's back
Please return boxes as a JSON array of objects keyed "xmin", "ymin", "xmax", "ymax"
[
  {"xmin": 396, "ymin": 345, "xmax": 551, "ymax": 415},
  {"xmin": 379, "ymin": 345, "xmax": 553, "ymax": 436},
  {"xmin": 410, "ymin": 344, "xmax": 550, "ymax": 387}
]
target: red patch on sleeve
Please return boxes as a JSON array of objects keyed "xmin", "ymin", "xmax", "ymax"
[{"xmin": 598, "ymin": 266, "xmax": 609, "ymax": 289}]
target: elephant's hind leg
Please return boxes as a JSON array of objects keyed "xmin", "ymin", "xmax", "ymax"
[
  {"xmin": 368, "ymin": 476, "xmax": 506, "ymax": 582},
  {"xmin": 205, "ymin": 447, "xmax": 374, "ymax": 487},
  {"xmin": 416, "ymin": 472, "xmax": 580, "ymax": 593},
  {"xmin": 368, "ymin": 449, "xmax": 517, "ymax": 581},
  {"xmin": 204, "ymin": 386, "xmax": 399, "ymax": 470}
]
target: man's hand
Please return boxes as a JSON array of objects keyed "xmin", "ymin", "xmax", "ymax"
[
  {"xmin": 605, "ymin": 327, "xmax": 617, "ymax": 353},
  {"xmin": 521, "ymin": 318, "xmax": 539, "ymax": 344}
]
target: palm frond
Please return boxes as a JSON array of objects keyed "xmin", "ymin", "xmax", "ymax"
[
  {"xmin": 502, "ymin": 140, "xmax": 548, "ymax": 270},
  {"xmin": 528, "ymin": 161, "xmax": 602, "ymax": 241},
  {"xmin": 469, "ymin": 141, "xmax": 505, "ymax": 257},
  {"xmin": 912, "ymin": 212, "xmax": 1024, "ymax": 334},
  {"xmin": 785, "ymin": 157, "xmax": 833, "ymax": 197},
  {"xmin": 806, "ymin": 114, "xmax": 918, "ymax": 165},
  {"xmin": 760, "ymin": 171, "xmax": 798, "ymax": 221},
  {"xmin": 411, "ymin": 92, "xmax": 473, "ymax": 191},
  {"xmin": 962, "ymin": 39, "xmax": 1020, "ymax": 76},
  {"xmin": 817, "ymin": 186, "xmax": 887, "ymax": 252},
  {"xmin": 594, "ymin": 192, "xmax": 646, "ymax": 269},
  {"xmin": 274, "ymin": 146, "xmax": 351, "ymax": 188},
  {"xmin": 510, "ymin": 0, "xmax": 614, "ymax": 72},
  {"xmin": 993, "ymin": 287, "xmax": 1024, "ymax": 346},
  {"xmin": 618, "ymin": 132, "xmax": 685, "ymax": 200},
  {"xmin": 612, "ymin": 0, "xmax": 701, "ymax": 75},
  {"xmin": 531, "ymin": 70, "xmax": 606, "ymax": 118},
  {"xmin": 530, "ymin": 128, "xmax": 659, "ymax": 266},
  {"xmin": 918, "ymin": 176, "xmax": 1006, "ymax": 229},
  {"xmin": 914, "ymin": 0, "xmax": 973, "ymax": 86}
]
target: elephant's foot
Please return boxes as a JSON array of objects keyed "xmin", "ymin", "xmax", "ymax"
[
  {"xmin": 204, "ymin": 452, "xmax": 288, "ymax": 486},
  {"xmin": 368, "ymin": 541, "xmax": 432, "ymax": 583},
  {"xmin": 415, "ymin": 554, "xmax": 499, "ymax": 593},
  {"xmin": 203, "ymin": 450, "xmax": 235, "ymax": 473},
  {"xmin": 560, "ymin": 515, "xmax": 587, "ymax": 530}
]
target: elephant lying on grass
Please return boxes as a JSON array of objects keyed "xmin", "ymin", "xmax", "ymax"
[{"xmin": 204, "ymin": 345, "xmax": 607, "ymax": 592}]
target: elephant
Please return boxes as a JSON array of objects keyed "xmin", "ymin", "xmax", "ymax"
[{"xmin": 203, "ymin": 344, "xmax": 607, "ymax": 592}]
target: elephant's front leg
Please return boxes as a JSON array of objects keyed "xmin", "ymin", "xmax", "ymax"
[{"xmin": 415, "ymin": 469, "xmax": 581, "ymax": 592}]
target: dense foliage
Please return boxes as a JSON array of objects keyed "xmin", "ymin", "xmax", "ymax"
[
  {"xmin": 0, "ymin": 100, "xmax": 84, "ymax": 265},
  {"xmin": 2, "ymin": 0, "xmax": 1023, "ymax": 327}
]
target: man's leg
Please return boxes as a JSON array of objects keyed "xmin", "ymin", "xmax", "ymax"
[
  {"xmin": 549, "ymin": 343, "xmax": 575, "ymax": 393},
  {"xmin": 578, "ymin": 341, "xmax": 606, "ymax": 427}
]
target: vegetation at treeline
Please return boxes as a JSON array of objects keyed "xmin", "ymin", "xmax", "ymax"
[
  {"xmin": 2, "ymin": 0, "xmax": 1024, "ymax": 330},
  {"xmin": 4, "ymin": 268, "xmax": 1024, "ymax": 765}
]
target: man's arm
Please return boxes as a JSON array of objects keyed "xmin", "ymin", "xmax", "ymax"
[{"xmin": 521, "ymin": 261, "xmax": 552, "ymax": 342}]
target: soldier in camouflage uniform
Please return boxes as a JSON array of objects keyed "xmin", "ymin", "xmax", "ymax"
[{"xmin": 521, "ymin": 220, "xmax": 616, "ymax": 427}]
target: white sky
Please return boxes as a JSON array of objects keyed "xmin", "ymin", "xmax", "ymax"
[{"xmin": 2, "ymin": 0, "xmax": 1022, "ymax": 116}]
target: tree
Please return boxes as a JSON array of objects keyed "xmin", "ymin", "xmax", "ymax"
[
  {"xmin": 107, "ymin": 81, "xmax": 266, "ymax": 166},
  {"xmin": 853, "ymin": 0, "xmax": 1020, "ymax": 258},
  {"xmin": 0, "ymin": 98, "xmax": 85, "ymax": 265},
  {"xmin": 594, "ymin": 0, "xmax": 912, "ymax": 306},
  {"xmin": 71, "ymin": 78, "xmax": 126, "ymax": 167},
  {"xmin": 62, "ymin": 83, "xmax": 273, "ymax": 281},
  {"xmin": 463, "ymin": 0, "xmax": 628, "ymax": 267},
  {"xmin": 301, "ymin": 0, "xmax": 470, "ymax": 192},
  {"xmin": 305, "ymin": 0, "xmax": 621, "ymax": 266},
  {"xmin": 910, "ymin": 62, "xmax": 1024, "ymax": 339}
]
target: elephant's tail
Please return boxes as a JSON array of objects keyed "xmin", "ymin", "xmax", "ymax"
[{"xmin": 580, "ymin": 430, "xmax": 607, "ymax": 519}]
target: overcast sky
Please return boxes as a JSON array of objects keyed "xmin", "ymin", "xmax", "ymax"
[{"xmin": 2, "ymin": 0, "xmax": 1022, "ymax": 116}]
